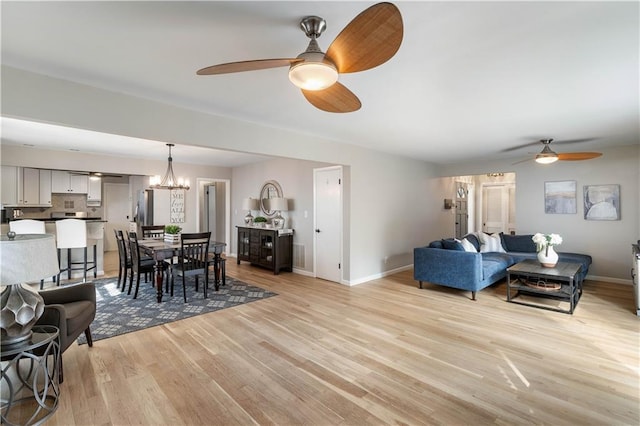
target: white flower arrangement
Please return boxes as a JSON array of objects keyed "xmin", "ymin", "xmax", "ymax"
[{"xmin": 532, "ymin": 233, "xmax": 563, "ymax": 255}]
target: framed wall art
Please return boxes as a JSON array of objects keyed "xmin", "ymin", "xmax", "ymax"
[
  {"xmin": 170, "ymin": 189, "xmax": 185, "ymax": 223},
  {"xmin": 583, "ymin": 184, "xmax": 620, "ymax": 220},
  {"xmin": 544, "ymin": 180, "xmax": 577, "ymax": 214}
]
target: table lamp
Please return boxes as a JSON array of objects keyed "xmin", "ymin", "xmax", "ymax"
[
  {"xmin": 1, "ymin": 234, "xmax": 60, "ymax": 346},
  {"xmin": 242, "ymin": 198, "xmax": 259, "ymax": 225},
  {"xmin": 269, "ymin": 198, "xmax": 289, "ymax": 229}
]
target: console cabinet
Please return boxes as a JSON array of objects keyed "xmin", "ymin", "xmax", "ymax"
[{"xmin": 237, "ymin": 226, "xmax": 293, "ymax": 274}]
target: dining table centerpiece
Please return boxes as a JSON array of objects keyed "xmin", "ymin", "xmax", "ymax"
[
  {"xmin": 532, "ymin": 233, "xmax": 562, "ymax": 267},
  {"xmin": 164, "ymin": 225, "xmax": 182, "ymax": 244}
]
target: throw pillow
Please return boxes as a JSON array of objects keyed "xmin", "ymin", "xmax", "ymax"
[
  {"xmin": 441, "ymin": 238, "xmax": 465, "ymax": 251},
  {"xmin": 500, "ymin": 233, "xmax": 537, "ymax": 252},
  {"xmin": 460, "ymin": 238, "xmax": 477, "ymax": 252},
  {"xmin": 479, "ymin": 233, "xmax": 506, "ymax": 253}
]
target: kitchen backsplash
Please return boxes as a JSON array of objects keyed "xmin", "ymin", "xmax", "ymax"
[{"xmin": 6, "ymin": 194, "xmax": 104, "ymax": 219}]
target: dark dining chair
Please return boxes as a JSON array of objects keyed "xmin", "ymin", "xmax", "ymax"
[
  {"xmin": 114, "ymin": 229, "xmax": 132, "ymax": 292},
  {"xmin": 36, "ymin": 282, "xmax": 96, "ymax": 383},
  {"xmin": 128, "ymin": 232, "xmax": 164, "ymax": 299},
  {"xmin": 141, "ymin": 225, "xmax": 165, "ymax": 239},
  {"xmin": 170, "ymin": 232, "xmax": 211, "ymax": 302}
]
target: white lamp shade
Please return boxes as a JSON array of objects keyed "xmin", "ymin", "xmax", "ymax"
[
  {"xmin": 241, "ymin": 198, "xmax": 259, "ymax": 211},
  {"xmin": 1, "ymin": 234, "xmax": 60, "ymax": 285},
  {"xmin": 269, "ymin": 198, "xmax": 288, "ymax": 211}
]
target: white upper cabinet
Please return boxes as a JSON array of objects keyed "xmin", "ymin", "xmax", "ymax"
[
  {"xmin": 51, "ymin": 170, "xmax": 88, "ymax": 194},
  {"xmin": 1, "ymin": 166, "xmax": 18, "ymax": 206},
  {"xmin": 87, "ymin": 177, "xmax": 102, "ymax": 204},
  {"xmin": 1, "ymin": 166, "xmax": 52, "ymax": 206}
]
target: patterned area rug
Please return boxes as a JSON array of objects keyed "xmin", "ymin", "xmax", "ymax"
[{"xmin": 77, "ymin": 275, "xmax": 276, "ymax": 344}]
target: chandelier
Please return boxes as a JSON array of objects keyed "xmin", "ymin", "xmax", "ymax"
[{"xmin": 149, "ymin": 143, "xmax": 190, "ymax": 190}]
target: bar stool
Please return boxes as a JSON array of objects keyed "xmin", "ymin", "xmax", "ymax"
[
  {"xmin": 10, "ymin": 219, "xmax": 50, "ymax": 289},
  {"xmin": 55, "ymin": 219, "xmax": 97, "ymax": 283}
]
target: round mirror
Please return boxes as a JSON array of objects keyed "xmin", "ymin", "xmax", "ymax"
[{"xmin": 259, "ymin": 180, "xmax": 283, "ymax": 217}]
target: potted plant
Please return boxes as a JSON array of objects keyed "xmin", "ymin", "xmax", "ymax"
[
  {"xmin": 253, "ymin": 216, "xmax": 267, "ymax": 228},
  {"xmin": 164, "ymin": 225, "xmax": 182, "ymax": 243}
]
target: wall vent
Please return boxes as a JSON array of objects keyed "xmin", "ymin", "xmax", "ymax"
[{"xmin": 293, "ymin": 243, "xmax": 305, "ymax": 269}]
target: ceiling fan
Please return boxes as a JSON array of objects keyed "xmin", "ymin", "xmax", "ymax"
[
  {"xmin": 196, "ymin": 2, "xmax": 403, "ymax": 113},
  {"xmin": 506, "ymin": 138, "xmax": 602, "ymax": 164}
]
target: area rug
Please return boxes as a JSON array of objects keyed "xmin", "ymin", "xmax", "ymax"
[{"xmin": 76, "ymin": 275, "xmax": 277, "ymax": 344}]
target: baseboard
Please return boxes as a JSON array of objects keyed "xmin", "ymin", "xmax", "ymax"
[
  {"xmin": 293, "ymin": 268, "xmax": 314, "ymax": 277},
  {"xmin": 586, "ymin": 274, "xmax": 633, "ymax": 285},
  {"xmin": 345, "ymin": 264, "xmax": 414, "ymax": 286}
]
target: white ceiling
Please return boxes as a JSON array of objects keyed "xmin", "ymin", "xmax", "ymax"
[{"xmin": 1, "ymin": 1, "xmax": 638, "ymax": 166}]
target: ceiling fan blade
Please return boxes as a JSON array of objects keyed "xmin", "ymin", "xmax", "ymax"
[
  {"xmin": 302, "ymin": 82, "xmax": 361, "ymax": 113},
  {"xmin": 197, "ymin": 58, "xmax": 302, "ymax": 75},
  {"xmin": 502, "ymin": 141, "xmax": 541, "ymax": 152},
  {"xmin": 558, "ymin": 152, "xmax": 602, "ymax": 161},
  {"xmin": 325, "ymin": 2, "xmax": 403, "ymax": 74}
]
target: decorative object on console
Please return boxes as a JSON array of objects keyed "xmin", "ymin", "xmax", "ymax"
[
  {"xmin": 0, "ymin": 234, "xmax": 59, "ymax": 345},
  {"xmin": 269, "ymin": 198, "xmax": 289, "ymax": 229},
  {"xmin": 259, "ymin": 180, "xmax": 283, "ymax": 217},
  {"xmin": 532, "ymin": 233, "xmax": 562, "ymax": 267},
  {"xmin": 164, "ymin": 225, "xmax": 182, "ymax": 244},
  {"xmin": 149, "ymin": 143, "xmax": 190, "ymax": 190},
  {"xmin": 242, "ymin": 198, "xmax": 259, "ymax": 225},
  {"xmin": 253, "ymin": 216, "xmax": 267, "ymax": 228}
]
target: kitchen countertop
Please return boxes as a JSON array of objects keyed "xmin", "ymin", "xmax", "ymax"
[{"xmin": 8, "ymin": 218, "xmax": 106, "ymax": 222}]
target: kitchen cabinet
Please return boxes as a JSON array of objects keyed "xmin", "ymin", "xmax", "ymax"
[
  {"xmin": 87, "ymin": 177, "xmax": 102, "ymax": 205},
  {"xmin": 236, "ymin": 226, "xmax": 293, "ymax": 274},
  {"xmin": 0, "ymin": 167, "xmax": 51, "ymax": 206},
  {"xmin": 1, "ymin": 166, "xmax": 18, "ymax": 206},
  {"xmin": 51, "ymin": 170, "xmax": 88, "ymax": 194},
  {"xmin": 39, "ymin": 169, "xmax": 52, "ymax": 206}
]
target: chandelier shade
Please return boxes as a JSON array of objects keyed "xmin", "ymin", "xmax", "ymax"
[{"xmin": 149, "ymin": 143, "xmax": 190, "ymax": 190}]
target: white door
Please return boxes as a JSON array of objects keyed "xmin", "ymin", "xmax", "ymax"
[
  {"xmin": 314, "ymin": 166, "xmax": 342, "ymax": 283},
  {"xmin": 104, "ymin": 183, "xmax": 131, "ymax": 251},
  {"xmin": 482, "ymin": 184, "xmax": 516, "ymax": 234}
]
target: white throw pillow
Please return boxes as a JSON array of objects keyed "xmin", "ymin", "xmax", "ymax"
[
  {"xmin": 460, "ymin": 238, "xmax": 477, "ymax": 252},
  {"xmin": 479, "ymin": 233, "xmax": 506, "ymax": 253}
]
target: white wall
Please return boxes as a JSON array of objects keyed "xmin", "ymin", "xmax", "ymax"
[
  {"xmin": 2, "ymin": 66, "xmax": 441, "ymax": 283},
  {"xmin": 439, "ymin": 144, "xmax": 640, "ymax": 282}
]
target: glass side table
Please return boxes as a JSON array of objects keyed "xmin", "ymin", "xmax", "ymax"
[{"xmin": 1, "ymin": 325, "xmax": 61, "ymax": 426}]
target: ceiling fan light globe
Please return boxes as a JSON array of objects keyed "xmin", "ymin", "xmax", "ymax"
[
  {"xmin": 289, "ymin": 62, "xmax": 338, "ymax": 91},
  {"xmin": 535, "ymin": 154, "xmax": 559, "ymax": 164}
]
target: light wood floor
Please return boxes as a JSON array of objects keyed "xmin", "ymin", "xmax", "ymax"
[{"xmin": 49, "ymin": 251, "xmax": 639, "ymax": 425}]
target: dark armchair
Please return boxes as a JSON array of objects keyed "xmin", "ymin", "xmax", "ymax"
[{"xmin": 36, "ymin": 282, "xmax": 96, "ymax": 383}]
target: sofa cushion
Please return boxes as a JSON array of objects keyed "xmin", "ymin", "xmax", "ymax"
[
  {"xmin": 460, "ymin": 238, "xmax": 477, "ymax": 252},
  {"xmin": 479, "ymin": 233, "xmax": 506, "ymax": 253},
  {"xmin": 428, "ymin": 240, "xmax": 444, "ymax": 249},
  {"xmin": 442, "ymin": 238, "xmax": 465, "ymax": 251},
  {"xmin": 500, "ymin": 233, "xmax": 537, "ymax": 253},
  {"xmin": 462, "ymin": 233, "xmax": 481, "ymax": 251}
]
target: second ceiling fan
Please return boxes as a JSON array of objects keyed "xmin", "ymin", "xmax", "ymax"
[
  {"xmin": 196, "ymin": 2, "xmax": 403, "ymax": 113},
  {"xmin": 507, "ymin": 138, "xmax": 602, "ymax": 164}
]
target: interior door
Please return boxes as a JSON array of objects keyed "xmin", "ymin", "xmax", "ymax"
[
  {"xmin": 482, "ymin": 184, "xmax": 515, "ymax": 234},
  {"xmin": 455, "ymin": 183, "xmax": 468, "ymax": 239},
  {"xmin": 104, "ymin": 183, "xmax": 130, "ymax": 251},
  {"xmin": 314, "ymin": 166, "xmax": 342, "ymax": 283}
]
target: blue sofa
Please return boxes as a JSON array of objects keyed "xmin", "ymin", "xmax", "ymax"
[{"xmin": 413, "ymin": 233, "xmax": 592, "ymax": 300}]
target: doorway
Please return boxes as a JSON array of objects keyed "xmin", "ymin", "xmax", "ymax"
[
  {"xmin": 104, "ymin": 183, "xmax": 130, "ymax": 251},
  {"xmin": 481, "ymin": 183, "xmax": 516, "ymax": 234},
  {"xmin": 196, "ymin": 179, "xmax": 229, "ymax": 252},
  {"xmin": 313, "ymin": 166, "xmax": 343, "ymax": 284}
]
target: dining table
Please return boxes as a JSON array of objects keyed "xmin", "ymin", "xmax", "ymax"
[{"xmin": 137, "ymin": 238, "xmax": 227, "ymax": 303}]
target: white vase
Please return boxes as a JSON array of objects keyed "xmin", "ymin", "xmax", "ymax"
[{"xmin": 537, "ymin": 245, "xmax": 559, "ymax": 267}]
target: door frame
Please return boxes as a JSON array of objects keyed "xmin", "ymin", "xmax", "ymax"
[
  {"xmin": 195, "ymin": 178, "xmax": 230, "ymax": 254},
  {"xmin": 479, "ymin": 181, "xmax": 516, "ymax": 234},
  {"xmin": 313, "ymin": 165, "xmax": 344, "ymax": 284}
]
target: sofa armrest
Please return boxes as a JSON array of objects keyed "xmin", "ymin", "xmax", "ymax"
[{"xmin": 414, "ymin": 247, "xmax": 483, "ymax": 289}]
